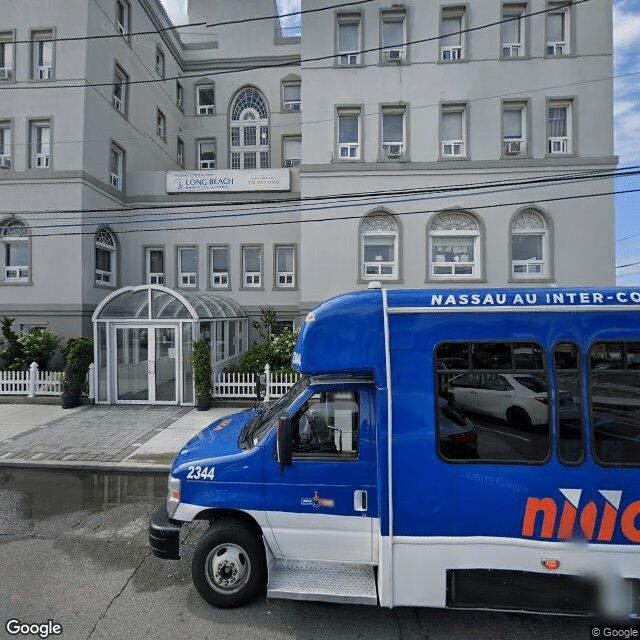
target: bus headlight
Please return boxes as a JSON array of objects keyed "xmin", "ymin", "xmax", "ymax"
[{"xmin": 167, "ymin": 475, "xmax": 181, "ymax": 518}]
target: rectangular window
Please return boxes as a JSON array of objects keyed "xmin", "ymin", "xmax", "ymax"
[
  {"xmin": 242, "ymin": 246, "xmax": 262, "ymax": 288},
  {"xmin": 501, "ymin": 4, "xmax": 525, "ymax": 57},
  {"xmin": 283, "ymin": 136, "xmax": 301, "ymax": 167},
  {"xmin": 275, "ymin": 245, "xmax": 295, "ymax": 288},
  {"xmin": 337, "ymin": 108, "xmax": 361, "ymax": 160},
  {"xmin": 337, "ymin": 13, "xmax": 361, "ymax": 65},
  {"xmin": 363, "ymin": 234, "xmax": 397, "ymax": 279},
  {"xmin": 177, "ymin": 137, "xmax": 184, "ymax": 167},
  {"xmin": 198, "ymin": 139, "xmax": 216, "ymax": 169},
  {"xmin": 117, "ymin": 0, "xmax": 130, "ymax": 36},
  {"xmin": 0, "ymin": 123, "xmax": 11, "ymax": 168},
  {"xmin": 381, "ymin": 10, "xmax": 406, "ymax": 63},
  {"xmin": 113, "ymin": 65, "xmax": 128, "ymax": 115},
  {"xmin": 178, "ymin": 247, "xmax": 197, "ymax": 287},
  {"xmin": 441, "ymin": 105, "xmax": 466, "ymax": 157},
  {"xmin": 209, "ymin": 246, "xmax": 229, "ymax": 288},
  {"xmin": 436, "ymin": 342, "xmax": 550, "ymax": 462},
  {"xmin": 29, "ymin": 120, "xmax": 51, "ymax": 168},
  {"xmin": 0, "ymin": 34, "xmax": 15, "ymax": 80},
  {"xmin": 590, "ymin": 342, "xmax": 640, "ymax": 465},
  {"xmin": 31, "ymin": 30, "xmax": 54, "ymax": 80},
  {"xmin": 1, "ymin": 228, "xmax": 29, "ymax": 282},
  {"xmin": 502, "ymin": 102, "xmax": 525, "ymax": 156},
  {"xmin": 156, "ymin": 109, "xmax": 166, "ymax": 141},
  {"xmin": 547, "ymin": 100, "xmax": 572, "ymax": 154},
  {"xmin": 110, "ymin": 143, "xmax": 124, "ymax": 190},
  {"xmin": 554, "ymin": 343, "xmax": 584, "ymax": 465},
  {"xmin": 547, "ymin": 4, "xmax": 569, "ymax": 55},
  {"xmin": 155, "ymin": 47, "xmax": 165, "ymax": 78},
  {"xmin": 282, "ymin": 82, "xmax": 301, "ymax": 111},
  {"xmin": 441, "ymin": 8, "xmax": 465, "ymax": 60},
  {"xmin": 146, "ymin": 248, "xmax": 164, "ymax": 285},
  {"xmin": 176, "ymin": 81, "xmax": 183, "ymax": 110},
  {"xmin": 382, "ymin": 107, "xmax": 405, "ymax": 159},
  {"xmin": 197, "ymin": 86, "xmax": 215, "ymax": 114}
]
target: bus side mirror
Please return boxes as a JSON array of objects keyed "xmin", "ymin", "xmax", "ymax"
[{"xmin": 277, "ymin": 415, "xmax": 292, "ymax": 471}]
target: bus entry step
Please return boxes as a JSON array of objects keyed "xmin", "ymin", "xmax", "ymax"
[{"xmin": 267, "ymin": 559, "xmax": 378, "ymax": 605}]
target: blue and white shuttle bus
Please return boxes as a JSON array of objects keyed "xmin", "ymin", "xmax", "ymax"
[{"xmin": 150, "ymin": 286, "xmax": 640, "ymax": 615}]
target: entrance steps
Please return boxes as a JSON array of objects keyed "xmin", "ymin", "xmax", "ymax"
[{"xmin": 267, "ymin": 559, "xmax": 378, "ymax": 605}]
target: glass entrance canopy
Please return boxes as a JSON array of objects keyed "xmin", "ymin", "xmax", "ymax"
[{"xmin": 92, "ymin": 285, "xmax": 247, "ymax": 405}]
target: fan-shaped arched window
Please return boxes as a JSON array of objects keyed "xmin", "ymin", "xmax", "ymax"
[
  {"xmin": 428, "ymin": 211, "xmax": 480, "ymax": 279},
  {"xmin": 360, "ymin": 212, "xmax": 400, "ymax": 280},
  {"xmin": 1, "ymin": 219, "xmax": 30, "ymax": 283},
  {"xmin": 230, "ymin": 88, "xmax": 269, "ymax": 169},
  {"xmin": 95, "ymin": 228, "xmax": 117, "ymax": 287},
  {"xmin": 511, "ymin": 208, "xmax": 549, "ymax": 279}
]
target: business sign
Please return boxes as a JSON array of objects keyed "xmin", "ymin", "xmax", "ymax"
[{"xmin": 167, "ymin": 169, "xmax": 290, "ymax": 193}]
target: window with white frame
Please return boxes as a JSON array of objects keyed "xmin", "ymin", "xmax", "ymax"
[
  {"xmin": 440, "ymin": 8, "xmax": 464, "ymax": 60},
  {"xmin": 198, "ymin": 139, "xmax": 216, "ymax": 169},
  {"xmin": 0, "ymin": 34, "xmax": 15, "ymax": 80},
  {"xmin": 546, "ymin": 3, "xmax": 569, "ymax": 55},
  {"xmin": 242, "ymin": 245, "xmax": 262, "ymax": 288},
  {"xmin": 113, "ymin": 64, "xmax": 128, "ymax": 115},
  {"xmin": 382, "ymin": 107, "xmax": 405, "ymax": 159},
  {"xmin": 110, "ymin": 143, "xmax": 124, "ymax": 191},
  {"xmin": 116, "ymin": 0, "xmax": 130, "ymax": 37},
  {"xmin": 282, "ymin": 82, "xmax": 301, "ymax": 111},
  {"xmin": 429, "ymin": 211, "xmax": 480, "ymax": 279},
  {"xmin": 29, "ymin": 120, "xmax": 51, "ymax": 169},
  {"xmin": 230, "ymin": 88, "xmax": 270, "ymax": 169},
  {"xmin": 155, "ymin": 47, "xmax": 165, "ymax": 78},
  {"xmin": 0, "ymin": 123, "xmax": 11, "ymax": 168},
  {"xmin": 156, "ymin": 109, "xmax": 166, "ymax": 141},
  {"xmin": 502, "ymin": 102, "xmax": 526, "ymax": 156},
  {"xmin": 178, "ymin": 247, "xmax": 197, "ymax": 287},
  {"xmin": 381, "ymin": 10, "xmax": 406, "ymax": 63},
  {"xmin": 177, "ymin": 137, "xmax": 184, "ymax": 167},
  {"xmin": 176, "ymin": 81, "xmax": 183, "ymax": 110},
  {"xmin": 283, "ymin": 136, "xmax": 301, "ymax": 167},
  {"xmin": 145, "ymin": 248, "xmax": 164, "ymax": 285},
  {"xmin": 547, "ymin": 100, "xmax": 572, "ymax": 154},
  {"xmin": 31, "ymin": 30, "xmax": 54, "ymax": 80},
  {"xmin": 441, "ymin": 105, "xmax": 466, "ymax": 157},
  {"xmin": 95, "ymin": 228, "xmax": 117, "ymax": 286},
  {"xmin": 511, "ymin": 209, "xmax": 548, "ymax": 279},
  {"xmin": 209, "ymin": 246, "xmax": 229, "ymax": 288},
  {"xmin": 197, "ymin": 85, "xmax": 215, "ymax": 115},
  {"xmin": 501, "ymin": 4, "xmax": 525, "ymax": 57},
  {"xmin": 361, "ymin": 213, "xmax": 399, "ymax": 280},
  {"xmin": 1, "ymin": 219, "xmax": 29, "ymax": 283},
  {"xmin": 337, "ymin": 107, "xmax": 361, "ymax": 160},
  {"xmin": 275, "ymin": 245, "xmax": 296, "ymax": 288},
  {"xmin": 337, "ymin": 13, "xmax": 361, "ymax": 65}
]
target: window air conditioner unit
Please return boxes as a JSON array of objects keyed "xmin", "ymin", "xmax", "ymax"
[
  {"xmin": 0, "ymin": 156, "xmax": 11, "ymax": 168},
  {"xmin": 284, "ymin": 159, "xmax": 300, "ymax": 167},
  {"xmin": 385, "ymin": 144, "xmax": 403, "ymax": 158},
  {"xmin": 547, "ymin": 42, "xmax": 565, "ymax": 55},
  {"xmin": 548, "ymin": 136, "xmax": 568, "ymax": 154},
  {"xmin": 198, "ymin": 105, "xmax": 215, "ymax": 115},
  {"xmin": 385, "ymin": 49, "xmax": 404, "ymax": 63},
  {"xmin": 441, "ymin": 46, "xmax": 461, "ymax": 60},
  {"xmin": 284, "ymin": 102, "xmax": 301, "ymax": 111},
  {"xmin": 38, "ymin": 66, "xmax": 52, "ymax": 79},
  {"xmin": 0, "ymin": 67, "xmax": 13, "ymax": 80},
  {"xmin": 35, "ymin": 153, "xmax": 49, "ymax": 168},
  {"xmin": 340, "ymin": 53, "xmax": 359, "ymax": 65},
  {"xmin": 505, "ymin": 140, "xmax": 522, "ymax": 155},
  {"xmin": 339, "ymin": 144, "xmax": 359, "ymax": 159}
]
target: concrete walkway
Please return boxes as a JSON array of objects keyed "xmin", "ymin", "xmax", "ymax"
[{"xmin": 0, "ymin": 403, "xmax": 247, "ymax": 473}]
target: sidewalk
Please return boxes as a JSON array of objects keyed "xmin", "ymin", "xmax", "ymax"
[{"xmin": 0, "ymin": 402, "xmax": 248, "ymax": 473}]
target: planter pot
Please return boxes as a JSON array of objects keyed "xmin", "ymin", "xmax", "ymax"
[
  {"xmin": 196, "ymin": 397, "xmax": 211, "ymax": 411},
  {"xmin": 61, "ymin": 393, "xmax": 80, "ymax": 409}
]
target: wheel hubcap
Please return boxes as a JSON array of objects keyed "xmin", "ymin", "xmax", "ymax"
[{"xmin": 205, "ymin": 543, "xmax": 251, "ymax": 594}]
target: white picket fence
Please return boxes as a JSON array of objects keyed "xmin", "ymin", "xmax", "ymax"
[
  {"xmin": 213, "ymin": 364, "xmax": 299, "ymax": 402},
  {"xmin": 0, "ymin": 362, "xmax": 95, "ymax": 398}
]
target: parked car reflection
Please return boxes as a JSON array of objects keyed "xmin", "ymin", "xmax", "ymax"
[{"xmin": 438, "ymin": 397, "xmax": 478, "ymax": 460}]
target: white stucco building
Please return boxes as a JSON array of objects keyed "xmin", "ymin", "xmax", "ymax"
[{"xmin": 0, "ymin": 0, "xmax": 616, "ymax": 403}]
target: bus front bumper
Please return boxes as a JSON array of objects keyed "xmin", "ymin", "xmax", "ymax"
[{"xmin": 149, "ymin": 503, "xmax": 182, "ymax": 560}]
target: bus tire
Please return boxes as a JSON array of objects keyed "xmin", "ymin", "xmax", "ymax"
[
  {"xmin": 507, "ymin": 406, "xmax": 532, "ymax": 430},
  {"xmin": 191, "ymin": 520, "xmax": 266, "ymax": 608}
]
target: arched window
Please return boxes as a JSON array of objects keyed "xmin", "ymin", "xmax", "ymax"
[
  {"xmin": 360, "ymin": 212, "xmax": 399, "ymax": 280},
  {"xmin": 1, "ymin": 219, "xmax": 30, "ymax": 283},
  {"xmin": 428, "ymin": 211, "xmax": 480, "ymax": 279},
  {"xmin": 511, "ymin": 208, "xmax": 548, "ymax": 279},
  {"xmin": 230, "ymin": 88, "xmax": 269, "ymax": 169},
  {"xmin": 95, "ymin": 228, "xmax": 117, "ymax": 287}
]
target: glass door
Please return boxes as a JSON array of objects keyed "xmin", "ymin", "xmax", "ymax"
[{"xmin": 154, "ymin": 327, "xmax": 177, "ymax": 403}]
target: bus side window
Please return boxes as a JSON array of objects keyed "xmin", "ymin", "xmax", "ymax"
[
  {"xmin": 589, "ymin": 342, "xmax": 640, "ymax": 465},
  {"xmin": 553, "ymin": 342, "xmax": 584, "ymax": 465}
]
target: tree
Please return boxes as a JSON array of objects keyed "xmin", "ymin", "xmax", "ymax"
[{"xmin": 0, "ymin": 317, "xmax": 24, "ymax": 371}]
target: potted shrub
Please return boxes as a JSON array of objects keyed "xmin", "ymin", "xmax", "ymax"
[
  {"xmin": 61, "ymin": 337, "xmax": 93, "ymax": 409},
  {"xmin": 192, "ymin": 339, "xmax": 213, "ymax": 411}
]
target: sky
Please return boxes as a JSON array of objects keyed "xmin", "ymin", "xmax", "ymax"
[{"xmin": 160, "ymin": 0, "xmax": 640, "ymax": 284}]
